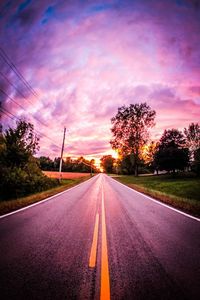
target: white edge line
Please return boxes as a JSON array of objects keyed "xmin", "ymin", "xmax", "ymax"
[
  {"xmin": 0, "ymin": 175, "xmax": 99, "ymax": 220},
  {"xmin": 109, "ymin": 175, "xmax": 200, "ymax": 222}
]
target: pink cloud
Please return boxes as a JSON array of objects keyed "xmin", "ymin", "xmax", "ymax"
[{"xmin": 0, "ymin": 0, "xmax": 200, "ymax": 160}]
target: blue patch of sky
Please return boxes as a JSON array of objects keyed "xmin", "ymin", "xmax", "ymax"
[
  {"xmin": 73, "ymin": 2, "xmax": 115, "ymax": 27},
  {"xmin": 89, "ymin": 3, "xmax": 114, "ymax": 13},
  {"xmin": 45, "ymin": 6, "xmax": 55, "ymax": 18},
  {"xmin": 18, "ymin": 0, "xmax": 32, "ymax": 12},
  {"xmin": 42, "ymin": 5, "xmax": 56, "ymax": 25},
  {"xmin": 41, "ymin": 4, "xmax": 76, "ymax": 25},
  {"xmin": 7, "ymin": 0, "xmax": 33, "ymax": 29},
  {"xmin": 41, "ymin": 18, "xmax": 47, "ymax": 25},
  {"xmin": 175, "ymin": 0, "xmax": 191, "ymax": 8}
]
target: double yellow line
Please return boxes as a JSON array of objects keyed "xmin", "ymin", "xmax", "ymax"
[{"xmin": 89, "ymin": 186, "xmax": 110, "ymax": 300}]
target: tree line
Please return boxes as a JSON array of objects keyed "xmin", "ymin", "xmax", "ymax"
[
  {"xmin": 1, "ymin": 103, "xmax": 199, "ymax": 200},
  {"xmin": 0, "ymin": 120, "xmax": 99, "ymax": 200},
  {"xmin": 100, "ymin": 103, "xmax": 200, "ymax": 176},
  {"xmin": 38, "ymin": 156, "xmax": 99, "ymax": 173}
]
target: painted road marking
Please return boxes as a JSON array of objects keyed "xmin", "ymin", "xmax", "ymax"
[
  {"xmin": 109, "ymin": 176, "xmax": 200, "ymax": 222},
  {"xmin": 100, "ymin": 187, "xmax": 110, "ymax": 300},
  {"xmin": 89, "ymin": 213, "xmax": 99, "ymax": 268}
]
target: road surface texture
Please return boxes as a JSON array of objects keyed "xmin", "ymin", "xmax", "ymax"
[{"xmin": 0, "ymin": 174, "xmax": 200, "ymax": 300}]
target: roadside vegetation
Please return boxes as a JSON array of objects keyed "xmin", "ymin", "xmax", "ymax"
[
  {"xmin": 1, "ymin": 102, "xmax": 200, "ymax": 216},
  {"xmin": 113, "ymin": 174, "xmax": 200, "ymax": 217},
  {"xmin": 101, "ymin": 103, "xmax": 200, "ymax": 177},
  {"xmin": 100, "ymin": 103, "xmax": 200, "ymax": 216},
  {"xmin": 0, "ymin": 120, "xmax": 94, "ymax": 214},
  {"xmin": 0, "ymin": 120, "xmax": 59, "ymax": 201},
  {"xmin": 0, "ymin": 176, "xmax": 90, "ymax": 215}
]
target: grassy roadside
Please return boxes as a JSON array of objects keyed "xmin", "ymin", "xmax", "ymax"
[
  {"xmin": 112, "ymin": 174, "xmax": 200, "ymax": 217},
  {"xmin": 0, "ymin": 176, "xmax": 91, "ymax": 216}
]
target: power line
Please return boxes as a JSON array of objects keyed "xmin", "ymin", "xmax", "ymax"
[
  {"xmin": 0, "ymin": 48, "xmax": 61, "ymax": 151},
  {"xmin": 0, "ymin": 87, "xmax": 27, "ymax": 111},
  {"xmin": 0, "ymin": 108, "xmax": 16, "ymax": 121},
  {"xmin": 0, "ymin": 106, "xmax": 61, "ymax": 150},
  {"xmin": 0, "ymin": 70, "xmax": 35, "ymax": 106},
  {"xmin": 0, "ymin": 49, "xmax": 51, "ymax": 130},
  {"xmin": 0, "ymin": 86, "xmax": 48, "ymax": 127},
  {"xmin": 0, "ymin": 106, "xmax": 21, "ymax": 121},
  {"xmin": 1, "ymin": 107, "xmax": 61, "ymax": 150},
  {"xmin": 0, "ymin": 47, "xmax": 39, "ymax": 98},
  {"xmin": 0, "ymin": 48, "xmax": 37, "ymax": 97},
  {"xmin": 34, "ymin": 130, "xmax": 61, "ymax": 150}
]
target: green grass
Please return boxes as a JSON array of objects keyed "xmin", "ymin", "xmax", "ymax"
[
  {"xmin": 113, "ymin": 174, "xmax": 200, "ymax": 217},
  {"xmin": 0, "ymin": 176, "xmax": 91, "ymax": 216}
]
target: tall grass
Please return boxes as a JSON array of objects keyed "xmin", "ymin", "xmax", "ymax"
[{"xmin": 113, "ymin": 174, "xmax": 200, "ymax": 217}]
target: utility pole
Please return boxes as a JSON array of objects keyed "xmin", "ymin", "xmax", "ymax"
[{"xmin": 59, "ymin": 127, "xmax": 66, "ymax": 181}]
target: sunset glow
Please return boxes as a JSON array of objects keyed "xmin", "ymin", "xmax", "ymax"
[{"xmin": 0, "ymin": 0, "xmax": 200, "ymax": 161}]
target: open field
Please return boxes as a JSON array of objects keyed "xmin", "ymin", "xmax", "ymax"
[
  {"xmin": 43, "ymin": 171, "xmax": 92, "ymax": 179},
  {"xmin": 0, "ymin": 176, "xmax": 91, "ymax": 216},
  {"xmin": 113, "ymin": 174, "xmax": 200, "ymax": 217}
]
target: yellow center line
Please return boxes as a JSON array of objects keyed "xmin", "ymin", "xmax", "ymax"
[
  {"xmin": 100, "ymin": 187, "xmax": 111, "ymax": 300},
  {"xmin": 89, "ymin": 213, "xmax": 99, "ymax": 268}
]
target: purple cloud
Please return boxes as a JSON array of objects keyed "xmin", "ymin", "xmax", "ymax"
[{"xmin": 0, "ymin": 0, "xmax": 200, "ymax": 162}]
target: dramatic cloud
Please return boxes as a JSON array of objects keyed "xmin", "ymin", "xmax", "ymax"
[{"xmin": 0, "ymin": 0, "xmax": 200, "ymax": 162}]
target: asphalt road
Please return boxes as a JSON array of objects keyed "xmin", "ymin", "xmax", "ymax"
[{"xmin": 0, "ymin": 174, "xmax": 200, "ymax": 300}]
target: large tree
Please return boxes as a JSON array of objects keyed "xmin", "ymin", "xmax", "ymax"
[
  {"xmin": 0, "ymin": 120, "xmax": 57, "ymax": 199},
  {"xmin": 184, "ymin": 123, "xmax": 200, "ymax": 175},
  {"xmin": 2, "ymin": 120, "xmax": 39, "ymax": 169},
  {"xmin": 184, "ymin": 122, "xmax": 200, "ymax": 154},
  {"xmin": 159, "ymin": 129, "xmax": 186, "ymax": 149},
  {"xmin": 110, "ymin": 103, "xmax": 156, "ymax": 176},
  {"xmin": 118, "ymin": 154, "xmax": 135, "ymax": 175},
  {"xmin": 100, "ymin": 155, "xmax": 115, "ymax": 173},
  {"xmin": 154, "ymin": 129, "xmax": 189, "ymax": 173}
]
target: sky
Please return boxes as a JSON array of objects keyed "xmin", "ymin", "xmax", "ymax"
[{"xmin": 0, "ymin": 0, "xmax": 200, "ymax": 164}]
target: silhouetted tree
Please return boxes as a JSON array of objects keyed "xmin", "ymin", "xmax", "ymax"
[
  {"xmin": 110, "ymin": 103, "xmax": 156, "ymax": 176},
  {"xmin": 39, "ymin": 156, "xmax": 54, "ymax": 170},
  {"xmin": 154, "ymin": 129, "xmax": 189, "ymax": 173},
  {"xmin": 54, "ymin": 157, "xmax": 61, "ymax": 170},
  {"xmin": 100, "ymin": 155, "xmax": 115, "ymax": 173},
  {"xmin": 159, "ymin": 128, "xmax": 186, "ymax": 149},
  {"xmin": 2, "ymin": 120, "xmax": 39, "ymax": 169},
  {"xmin": 184, "ymin": 123, "xmax": 200, "ymax": 154},
  {"xmin": 0, "ymin": 120, "xmax": 57, "ymax": 200},
  {"xmin": 52, "ymin": 156, "xmax": 99, "ymax": 173},
  {"xmin": 119, "ymin": 154, "xmax": 135, "ymax": 175},
  {"xmin": 193, "ymin": 148, "xmax": 200, "ymax": 176}
]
